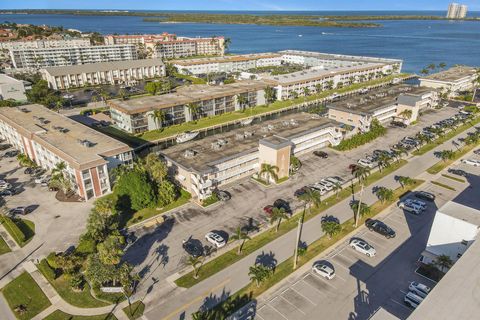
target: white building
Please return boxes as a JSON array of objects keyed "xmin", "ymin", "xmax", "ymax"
[
  {"xmin": 9, "ymin": 44, "xmax": 137, "ymax": 70},
  {"xmin": 0, "ymin": 38, "xmax": 91, "ymax": 51},
  {"xmin": 0, "ymin": 74, "xmax": 27, "ymax": 101},
  {"xmin": 446, "ymin": 3, "xmax": 468, "ymax": 19},
  {"xmin": 420, "ymin": 201, "xmax": 480, "ymax": 266},
  {"xmin": 41, "ymin": 58, "xmax": 166, "ymax": 90},
  {"xmin": 419, "ymin": 66, "xmax": 477, "ymax": 97}
]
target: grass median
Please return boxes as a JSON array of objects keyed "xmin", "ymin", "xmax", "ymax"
[
  {"xmin": 44, "ymin": 310, "xmax": 117, "ymax": 320},
  {"xmin": 123, "ymin": 301, "xmax": 145, "ymax": 320},
  {"xmin": 175, "ymin": 159, "xmax": 407, "ymax": 288},
  {"xmin": 426, "ymin": 142, "xmax": 478, "ymax": 175},
  {"xmin": 0, "ymin": 235, "xmax": 11, "ymax": 255},
  {"xmin": 432, "ymin": 181, "xmax": 456, "ymax": 191},
  {"xmin": 441, "ymin": 174, "xmax": 465, "ymax": 183},
  {"xmin": 0, "ymin": 215, "xmax": 35, "ymax": 247}
]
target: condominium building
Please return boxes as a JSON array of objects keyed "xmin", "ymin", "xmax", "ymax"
[
  {"xmin": 108, "ymin": 80, "xmax": 269, "ymax": 134},
  {"xmin": 161, "ymin": 113, "xmax": 343, "ymax": 200},
  {"xmin": 419, "ymin": 66, "xmax": 477, "ymax": 96},
  {"xmin": 0, "ymin": 74, "xmax": 27, "ymax": 101},
  {"xmin": 327, "ymin": 85, "xmax": 438, "ymax": 132},
  {"xmin": 0, "ymin": 38, "xmax": 91, "ymax": 51},
  {"xmin": 9, "ymin": 44, "xmax": 137, "ymax": 70},
  {"xmin": 41, "ymin": 58, "xmax": 166, "ymax": 90},
  {"xmin": 0, "ymin": 104, "xmax": 133, "ymax": 200},
  {"xmin": 446, "ymin": 3, "xmax": 468, "ymax": 19},
  {"xmin": 104, "ymin": 33, "xmax": 225, "ymax": 59}
]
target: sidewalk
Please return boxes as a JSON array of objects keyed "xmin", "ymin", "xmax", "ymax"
[{"xmin": 0, "ymin": 224, "xmax": 19, "ymax": 251}]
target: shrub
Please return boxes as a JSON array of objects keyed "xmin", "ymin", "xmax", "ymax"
[
  {"xmin": 76, "ymin": 235, "xmax": 97, "ymax": 255},
  {"xmin": 114, "ymin": 170, "xmax": 157, "ymax": 211},
  {"xmin": 38, "ymin": 259, "xmax": 57, "ymax": 280},
  {"xmin": 46, "ymin": 252, "xmax": 59, "ymax": 270},
  {"xmin": 69, "ymin": 274, "xmax": 84, "ymax": 290},
  {"xmin": 334, "ymin": 120, "xmax": 386, "ymax": 151}
]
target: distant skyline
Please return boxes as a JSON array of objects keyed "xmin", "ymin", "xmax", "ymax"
[{"xmin": 0, "ymin": 0, "xmax": 479, "ymax": 11}]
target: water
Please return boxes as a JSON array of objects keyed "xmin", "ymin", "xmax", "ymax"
[{"xmin": 1, "ymin": 11, "xmax": 480, "ymax": 73}]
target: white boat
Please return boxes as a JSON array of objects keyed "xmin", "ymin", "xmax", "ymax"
[
  {"xmin": 176, "ymin": 131, "xmax": 199, "ymax": 143},
  {"xmin": 241, "ymin": 118, "xmax": 253, "ymax": 126},
  {"xmin": 298, "ymin": 34, "xmax": 303, "ymax": 37}
]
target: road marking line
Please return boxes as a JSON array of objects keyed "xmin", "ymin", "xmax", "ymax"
[
  {"xmin": 390, "ymin": 298, "xmax": 413, "ymax": 312},
  {"xmin": 161, "ymin": 278, "xmax": 231, "ymax": 320},
  {"xmin": 300, "ymin": 278, "xmax": 328, "ymax": 297},
  {"xmin": 311, "ymin": 273, "xmax": 337, "ymax": 290},
  {"xmin": 280, "ymin": 295, "xmax": 306, "ymax": 315},
  {"xmin": 334, "ymin": 273, "xmax": 347, "ymax": 282},
  {"xmin": 267, "ymin": 302, "xmax": 290, "ymax": 320},
  {"xmin": 289, "ymin": 286, "xmax": 317, "ymax": 306},
  {"xmin": 400, "ymin": 289, "xmax": 408, "ymax": 295}
]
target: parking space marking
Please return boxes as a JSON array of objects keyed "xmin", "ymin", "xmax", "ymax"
[
  {"xmin": 288, "ymin": 286, "xmax": 317, "ymax": 306},
  {"xmin": 299, "ymin": 277, "xmax": 328, "ymax": 297},
  {"xmin": 390, "ymin": 298, "xmax": 413, "ymax": 312},
  {"xmin": 311, "ymin": 273, "xmax": 338, "ymax": 290},
  {"xmin": 279, "ymin": 295, "xmax": 306, "ymax": 315},
  {"xmin": 399, "ymin": 289, "xmax": 408, "ymax": 295},
  {"xmin": 257, "ymin": 304, "xmax": 289, "ymax": 320}
]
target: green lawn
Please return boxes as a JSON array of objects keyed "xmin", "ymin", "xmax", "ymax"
[
  {"xmin": 1, "ymin": 272, "xmax": 51, "ymax": 320},
  {"xmin": 0, "ymin": 235, "xmax": 11, "ymax": 255},
  {"xmin": 426, "ymin": 142, "xmax": 478, "ymax": 174},
  {"xmin": 0, "ymin": 216, "xmax": 35, "ymax": 247},
  {"xmin": 140, "ymin": 74, "xmax": 410, "ymax": 142},
  {"xmin": 44, "ymin": 310, "xmax": 117, "ymax": 320},
  {"xmin": 432, "ymin": 181, "xmax": 456, "ymax": 191},
  {"xmin": 126, "ymin": 189, "xmax": 191, "ymax": 227},
  {"xmin": 441, "ymin": 174, "xmax": 465, "ymax": 183},
  {"xmin": 173, "ymin": 72, "xmax": 207, "ymax": 85},
  {"xmin": 122, "ymin": 301, "xmax": 145, "ymax": 320},
  {"xmin": 37, "ymin": 259, "xmax": 109, "ymax": 308},
  {"xmin": 175, "ymin": 160, "xmax": 407, "ymax": 288}
]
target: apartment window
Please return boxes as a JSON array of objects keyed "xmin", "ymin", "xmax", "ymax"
[{"xmin": 461, "ymin": 240, "xmax": 468, "ymax": 246}]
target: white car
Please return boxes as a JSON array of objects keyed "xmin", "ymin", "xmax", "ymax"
[
  {"xmin": 318, "ymin": 179, "xmax": 333, "ymax": 190},
  {"xmin": 0, "ymin": 182, "xmax": 11, "ymax": 190},
  {"xmin": 350, "ymin": 239, "xmax": 376, "ymax": 257},
  {"xmin": 404, "ymin": 291, "xmax": 424, "ymax": 309},
  {"xmin": 205, "ymin": 231, "xmax": 226, "ymax": 248},
  {"xmin": 326, "ymin": 176, "xmax": 344, "ymax": 185},
  {"xmin": 35, "ymin": 176, "xmax": 50, "ymax": 184},
  {"xmin": 357, "ymin": 159, "xmax": 376, "ymax": 168},
  {"xmin": 310, "ymin": 184, "xmax": 327, "ymax": 195},
  {"xmin": 409, "ymin": 281, "xmax": 431, "ymax": 298},
  {"xmin": 461, "ymin": 159, "xmax": 480, "ymax": 167},
  {"xmin": 312, "ymin": 262, "xmax": 335, "ymax": 280}
]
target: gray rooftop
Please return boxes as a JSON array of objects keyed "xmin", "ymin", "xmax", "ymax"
[
  {"xmin": 161, "ymin": 113, "xmax": 338, "ymax": 173},
  {"xmin": 171, "ymin": 53, "xmax": 281, "ymax": 66},
  {"xmin": 279, "ymin": 50, "xmax": 403, "ymax": 64},
  {"xmin": 420, "ymin": 66, "xmax": 476, "ymax": 82},
  {"xmin": 437, "ymin": 201, "xmax": 480, "ymax": 226},
  {"xmin": 327, "ymin": 85, "xmax": 433, "ymax": 115}
]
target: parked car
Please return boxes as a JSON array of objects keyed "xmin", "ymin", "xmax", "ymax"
[
  {"xmin": 294, "ymin": 187, "xmax": 309, "ymax": 198},
  {"xmin": 313, "ymin": 150, "xmax": 328, "ymax": 159},
  {"xmin": 391, "ymin": 121, "xmax": 407, "ymax": 128},
  {"xmin": 310, "ymin": 184, "xmax": 327, "ymax": 195},
  {"xmin": 398, "ymin": 201, "xmax": 422, "ymax": 215},
  {"xmin": 205, "ymin": 231, "xmax": 226, "ymax": 248},
  {"xmin": 35, "ymin": 176, "xmax": 50, "ymax": 184},
  {"xmin": 318, "ymin": 179, "xmax": 333, "ymax": 191},
  {"xmin": 0, "ymin": 182, "xmax": 12, "ymax": 190},
  {"xmin": 273, "ymin": 199, "xmax": 292, "ymax": 214},
  {"xmin": 349, "ymin": 239, "xmax": 376, "ymax": 257},
  {"xmin": 214, "ymin": 190, "xmax": 231, "ymax": 201},
  {"xmin": 409, "ymin": 281, "xmax": 431, "ymax": 298},
  {"xmin": 312, "ymin": 262, "xmax": 335, "ymax": 280},
  {"xmin": 415, "ymin": 191, "xmax": 436, "ymax": 202},
  {"xmin": 474, "ymin": 149, "xmax": 480, "ymax": 155},
  {"xmin": 357, "ymin": 159, "xmax": 376, "ymax": 168},
  {"xmin": 31, "ymin": 167, "xmax": 46, "ymax": 177},
  {"xmin": 263, "ymin": 205, "xmax": 274, "ymax": 216},
  {"xmin": 9, "ymin": 206, "xmax": 30, "ymax": 215},
  {"xmin": 404, "ymin": 291, "xmax": 424, "ymax": 309},
  {"xmin": 461, "ymin": 158, "xmax": 480, "ymax": 167},
  {"xmin": 404, "ymin": 198, "xmax": 427, "ymax": 210},
  {"xmin": 4, "ymin": 150, "xmax": 18, "ymax": 157},
  {"xmin": 24, "ymin": 167, "xmax": 35, "ymax": 175},
  {"xmin": 182, "ymin": 239, "xmax": 204, "ymax": 258},
  {"xmin": 0, "ymin": 144, "xmax": 12, "ymax": 151},
  {"xmin": 365, "ymin": 219, "xmax": 396, "ymax": 238},
  {"xmin": 326, "ymin": 176, "xmax": 344, "ymax": 185},
  {"xmin": 0, "ymin": 189, "xmax": 15, "ymax": 196},
  {"xmin": 447, "ymin": 168, "xmax": 468, "ymax": 177}
]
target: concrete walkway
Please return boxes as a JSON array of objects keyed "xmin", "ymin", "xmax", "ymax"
[{"xmin": 0, "ymin": 224, "xmax": 19, "ymax": 251}]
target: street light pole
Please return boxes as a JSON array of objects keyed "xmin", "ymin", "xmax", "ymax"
[{"xmin": 293, "ymin": 206, "xmax": 305, "ymax": 270}]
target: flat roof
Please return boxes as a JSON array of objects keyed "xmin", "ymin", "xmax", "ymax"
[
  {"xmin": 279, "ymin": 50, "xmax": 403, "ymax": 63},
  {"xmin": 171, "ymin": 53, "xmax": 281, "ymax": 66},
  {"xmin": 327, "ymin": 85, "xmax": 432, "ymax": 115},
  {"xmin": 420, "ymin": 66, "xmax": 476, "ymax": 82},
  {"xmin": 41, "ymin": 58, "xmax": 164, "ymax": 76},
  {"xmin": 409, "ymin": 236, "xmax": 480, "ymax": 320},
  {"xmin": 0, "ymin": 74, "xmax": 22, "ymax": 85},
  {"xmin": 0, "ymin": 104, "xmax": 131, "ymax": 170},
  {"xmin": 161, "ymin": 113, "xmax": 338, "ymax": 173},
  {"xmin": 437, "ymin": 201, "xmax": 480, "ymax": 226},
  {"xmin": 109, "ymin": 80, "xmax": 270, "ymax": 115},
  {"xmin": 263, "ymin": 63, "xmax": 385, "ymax": 86}
]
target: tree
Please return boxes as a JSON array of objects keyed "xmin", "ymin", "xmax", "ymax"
[
  {"xmin": 16, "ymin": 153, "xmax": 36, "ymax": 168},
  {"xmin": 188, "ymin": 256, "xmax": 203, "ymax": 279},
  {"xmin": 298, "ymin": 188, "xmax": 321, "ymax": 215},
  {"xmin": 248, "ymin": 264, "xmax": 271, "ymax": 287},
  {"xmin": 114, "ymin": 169, "xmax": 157, "ymax": 211},
  {"xmin": 289, "ymin": 155, "xmax": 301, "ymax": 174},
  {"xmin": 187, "ymin": 102, "xmax": 201, "ymax": 121},
  {"xmin": 97, "ymin": 233, "xmax": 125, "ymax": 265},
  {"xmin": 377, "ymin": 153, "xmax": 392, "ymax": 172},
  {"xmin": 397, "ymin": 175, "xmax": 415, "ymax": 189},
  {"xmin": 437, "ymin": 149, "xmax": 455, "ymax": 162},
  {"xmin": 332, "ymin": 182, "xmax": 343, "ymax": 199},
  {"xmin": 399, "ymin": 109, "xmax": 413, "ymax": 122},
  {"xmin": 427, "ymin": 63, "xmax": 436, "ymax": 71},
  {"xmin": 56, "ymin": 254, "xmax": 81, "ymax": 276},
  {"xmin": 145, "ymin": 82, "xmax": 159, "ymax": 95},
  {"xmin": 350, "ymin": 201, "xmax": 370, "ymax": 220},
  {"xmin": 302, "ymin": 87, "xmax": 310, "ymax": 97},
  {"xmin": 438, "ymin": 62, "xmax": 447, "ymax": 70},
  {"xmin": 26, "ymin": 79, "xmax": 62, "ymax": 107},
  {"xmin": 325, "ymin": 80, "xmax": 334, "ymax": 90},
  {"xmin": 376, "ymin": 187, "xmax": 394, "ymax": 203},
  {"xmin": 49, "ymin": 161, "xmax": 73, "ymax": 194},
  {"xmin": 321, "ymin": 220, "xmax": 341, "ymax": 239},
  {"xmin": 157, "ymin": 180, "xmax": 177, "ymax": 207},
  {"xmin": 118, "ymin": 88, "xmax": 128, "ymax": 101},
  {"xmin": 259, "ymin": 163, "xmax": 279, "ymax": 184},
  {"xmin": 270, "ymin": 207, "xmax": 288, "ymax": 232},
  {"xmin": 434, "ymin": 254, "xmax": 453, "ymax": 272},
  {"xmin": 223, "ymin": 37, "xmax": 232, "ymax": 51},
  {"xmin": 85, "ymin": 254, "xmax": 115, "ymax": 287},
  {"xmin": 264, "ymin": 86, "xmax": 276, "ymax": 105},
  {"xmin": 420, "ymin": 68, "xmax": 429, "ymax": 76},
  {"xmin": 237, "ymin": 94, "xmax": 248, "ymax": 111},
  {"xmin": 351, "ymin": 165, "xmax": 371, "ymax": 227},
  {"xmin": 149, "ymin": 110, "xmax": 167, "ymax": 129},
  {"xmin": 231, "ymin": 226, "xmax": 250, "ymax": 255}
]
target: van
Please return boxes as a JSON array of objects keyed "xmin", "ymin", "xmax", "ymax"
[{"xmin": 404, "ymin": 291, "xmax": 424, "ymax": 309}]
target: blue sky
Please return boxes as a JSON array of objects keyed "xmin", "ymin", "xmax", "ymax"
[{"xmin": 0, "ymin": 0, "xmax": 479, "ymax": 11}]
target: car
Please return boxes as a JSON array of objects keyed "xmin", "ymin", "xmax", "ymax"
[
  {"xmin": 9, "ymin": 206, "xmax": 29, "ymax": 215},
  {"xmin": 62, "ymin": 93, "xmax": 74, "ymax": 100},
  {"xmin": 318, "ymin": 179, "xmax": 333, "ymax": 191},
  {"xmin": 365, "ymin": 219, "xmax": 396, "ymax": 238},
  {"xmin": 398, "ymin": 201, "xmax": 422, "ymax": 215},
  {"xmin": 35, "ymin": 176, "xmax": 50, "ymax": 184},
  {"xmin": 214, "ymin": 190, "xmax": 231, "ymax": 201},
  {"xmin": 24, "ymin": 167, "xmax": 35, "ymax": 175},
  {"xmin": 409, "ymin": 281, "xmax": 431, "ymax": 298},
  {"xmin": 205, "ymin": 231, "xmax": 226, "ymax": 248},
  {"xmin": 310, "ymin": 184, "xmax": 327, "ymax": 195},
  {"xmin": 349, "ymin": 239, "xmax": 376, "ymax": 257},
  {"xmin": 263, "ymin": 205, "xmax": 274, "ymax": 216},
  {"xmin": 0, "ymin": 182, "xmax": 12, "ymax": 190},
  {"xmin": 404, "ymin": 291, "xmax": 424, "ymax": 309},
  {"xmin": 182, "ymin": 239, "xmax": 204, "ymax": 257},
  {"xmin": 391, "ymin": 121, "xmax": 407, "ymax": 128},
  {"xmin": 474, "ymin": 149, "xmax": 480, "ymax": 155},
  {"xmin": 31, "ymin": 167, "xmax": 46, "ymax": 177},
  {"xmin": 0, "ymin": 144, "xmax": 12, "ymax": 151},
  {"xmin": 294, "ymin": 187, "xmax": 309, "ymax": 198},
  {"xmin": 4, "ymin": 150, "xmax": 18, "ymax": 157},
  {"xmin": 0, "ymin": 189, "xmax": 15, "ymax": 196},
  {"xmin": 357, "ymin": 159, "xmax": 376, "ymax": 168},
  {"xmin": 447, "ymin": 168, "xmax": 468, "ymax": 177},
  {"xmin": 313, "ymin": 150, "xmax": 328, "ymax": 158},
  {"xmin": 415, "ymin": 191, "xmax": 436, "ymax": 202},
  {"xmin": 273, "ymin": 199, "xmax": 292, "ymax": 214},
  {"xmin": 404, "ymin": 198, "xmax": 427, "ymax": 210},
  {"xmin": 326, "ymin": 176, "xmax": 344, "ymax": 185},
  {"xmin": 461, "ymin": 158, "xmax": 480, "ymax": 167},
  {"xmin": 312, "ymin": 262, "xmax": 335, "ymax": 280}
]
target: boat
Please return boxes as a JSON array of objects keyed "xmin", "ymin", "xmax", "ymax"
[
  {"xmin": 176, "ymin": 131, "xmax": 199, "ymax": 143},
  {"xmin": 298, "ymin": 34, "xmax": 303, "ymax": 37},
  {"xmin": 241, "ymin": 118, "xmax": 253, "ymax": 126}
]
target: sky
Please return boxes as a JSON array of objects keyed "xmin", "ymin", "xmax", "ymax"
[{"xmin": 0, "ymin": 0, "xmax": 479, "ymax": 11}]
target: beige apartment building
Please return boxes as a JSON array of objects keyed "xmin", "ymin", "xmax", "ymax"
[
  {"xmin": 161, "ymin": 113, "xmax": 343, "ymax": 200},
  {"xmin": 41, "ymin": 58, "xmax": 166, "ymax": 90},
  {"xmin": 0, "ymin": 104, "xmax": 133, "ymax": 200},
  {"xmin": 0, "ymin": 38, "xmax": 91, "ymax": 50},
  {"xmin": 419, "ymin": 66, "xmax": 477, "ymax": 97}
]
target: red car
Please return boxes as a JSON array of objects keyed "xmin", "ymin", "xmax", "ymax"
[{"xmin": 263, "ymin": 205, "xmax": 274, "ymax": 216}]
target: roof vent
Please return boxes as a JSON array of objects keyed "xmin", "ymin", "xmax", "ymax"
[
  {"xmin": 78, "ymin": 139, "xmax": 95, "ymax": 148},
  {"xmin": 19, "ymin": 107, "xmax": 30, "ymax": 113},
  {"xmin": 54, "ymin": 126, "xmax": 69, "ymax": 133},
  {"xmin": 184, "ymin": 149, "xmax": 197, "ymax": 158}
]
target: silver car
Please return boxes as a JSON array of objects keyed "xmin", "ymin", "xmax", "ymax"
[{"xmin": 350, "ymin": 239, "xmax": 376, "ymax": 257}]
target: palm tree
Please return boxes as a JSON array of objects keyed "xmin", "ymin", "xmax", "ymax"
[
  {"xmin": 438, "ymin": 62, "xmax": 447, "ymax": 70},
  {"xmin": 53, "ymin": 99, "xmax": 63, "ymax": 113},
  {"xmin": 259, "ymin": 163, "xmax": 279, "ymax": 184},
  {"xmin": 437, "ymin": 149, "xmax": 455, "ymax": 162},
  {"xmin": 397, "ymin": 175, "xmax": 415, "ymax": 189},
  {"xmin": 434, "ymin": 254, "xmax": 453, "ymax": 272},
  {"xmin": 302, "ymin": 87, "xmax": 310, "ymax": 97},
  {"xmin": 376, "ymin": 187, "xmax": 394, "ymax": 203},
  {"xmin": 332, "ymin": 182, "xmax": 343, "ymax": 199},
  {"xmin": 99, "ymin": 89, "xmax": 110, "ymax": 104},
  {"xmin": 231, "ymin": 226, "xmax": 250, "ymax": 255},
  {"xmin": 289, "ymin": 155, "xmax": 301, "ymax": 174},
  {"xmin": 17, "ymin": 153, "xmax": 35, "ymax": 168},
  {"xmin": 321, "ymin": 220, "xmax": 341, "ymax": 239},
  {"xmin": 264, "ymin": 86, "xmax": 276, "ymax": 105},
  {"xmin": 377, "ymin": 153, "xmax": 392, "ymax": 172},
  {"xmin": 314, "ymin": 83, "xmax": 322, "ymax": 94},
  {"xmin": 325, "ymin": 80, "xmax": 334, "ymax": 90},
  {"xmin": 420, "ymin": 68, "xmax": 429, "ymax": 76},
  {"xmin": 149, "ymin": 110, "xmax": 167, "ymax": 129},
  {"xmin": 398, "ymin": 109, "xmax": 413, "ymax": 122},
  {"xmin": 52, "ymin": 161, "xmax": 67, "ymax": 178},
  {"xmin": 223, "ymin": 37, "xmax": 232, "ymax": 52},
  {"xmin": 298, "ymin": 188, "xmax": 321, "ymax": 215},
  {"xmin": 248, "ymin": 264, "xmax": 271, "ymax": 288},
  {"xmin": 472, "ymin": 69, "xmax": 480, "ymax": 102},
  {"xmin": 270, "ymin": 207, "xmax": 288, "ymax": 232},
  {"xmin": 118, "ymin": 88, "xmax": 128, "ymax": 101},
  {"xmin": 186, "ymin": 102, "xmax": 201, "ymax": 121},
  {"xmin": 351, "ymin": 165, "xmax": 371, "ymax": 227},
  {"xmin": 237, "ymin": 94, "xmax": 248, "ymax": 111},
  {"xmin": 188, "ymin": 256, "xmax": 203, "ymax": 279},
  {"xmin": 350, "ymin": 201, "xmax": 371, "ymax": 221},
  {"xmin": 427, "ymin": 63, "xmax": 436, "ymax": 71}
]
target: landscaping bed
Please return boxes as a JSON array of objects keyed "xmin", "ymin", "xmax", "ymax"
[
  {"xmin": 0, "ymin": 235, "xmax": 11, "ymax": 255},
  {"xmin": 175, "ymin": 160, "xmax": 407, "ymax": 288},
  {"xmin": 432, "ymin": 181, "xmax": 456, "ymax": 191},
  {"xmin": 441, "ymin": 174, "xmax": 465, "ymax": 183},
  {"xmin": 0, "ymin": 215, "xmax": 35, "ymax": 247},
  {"xmin": 415, "ymin": 263, "xmax": 445, "ymax": 282},
  {"xmin": 1, "ymin": 272, "xmax": 51, "ymax": 320},
  {"xmin": 122, "ymin": 301, "xmax": 145, "ymax": 320},
  {"xmin": 44, "ymin": 310, "xmax": 117, "ymax": 320},
  {"xmin": 426, "ymin": 142, "xmax": 478, "ymax": 174}
]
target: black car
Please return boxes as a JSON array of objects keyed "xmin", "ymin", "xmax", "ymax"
[
  {"xmin": 448, "ymin": 168, "xmax": 468, "ymax": 177},
  {"xmin": 0, "ymin": 144, "xmax": 12, "ymax": 151},
  {"xmin": 214, "ymin": 190, "xmax": 231, "ymax": 201},
  {"xmin": 415, "ymin": 191, "xmax": 436, "ymax": 202},
  {"xmin": 391, "ymin": 121, "xmax": 407, "ymax": 128},
  {"xmin": 4, "ymin": 150, "xmax": 18, "ymax": 157},
  {"xmin": 273, "ymin": 199, "xmax": 292, "ymax": 214},
  {"xmin": 313, "ymin": 151, "xmax": 328, "ymax": 158},
  {"xmin": 365, "ymin": 218, "xmax": 396, "ymax": 238},
  {"xmin": 294, "ymin": 187, "xmax": 309, "ymax": 198},
  {"xmin": 24, "ymin": 167, "xmax": 34, "ymax": 175},
  {"xmin": 182, "ymin": 239, "xmax": 204, "ymax": 258},
  {"xmin": 0, "ymin": 189, "xmax": 15, "ymax": 196}
]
